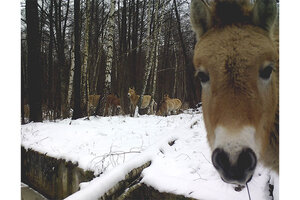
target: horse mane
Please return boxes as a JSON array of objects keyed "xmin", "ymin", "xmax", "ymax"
[{"xmin": 209, "ymin": 0, "xmax": 253, "ymax": 27}]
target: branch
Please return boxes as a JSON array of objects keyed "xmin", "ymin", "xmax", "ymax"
[
  {"xmin": 21, "ymin": 18, "xmax": 27, "ymax": 24},
  {"xmin": 99, "ymin": 161, "xmax": 151, "ymax": 200}
]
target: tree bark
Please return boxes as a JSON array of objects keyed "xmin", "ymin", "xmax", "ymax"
[
  {"xmin": 72, "ymin": 0, "xmax": 83, "ymax": 120},
  {"xmin": 95, "ymin": 0, "xmax": 116, "ymax": 116},
  {"xmin": 26, "ymin": 0, "xmax": 43, "ymax": 122},
  {"xmin": 172, "ymin": 43, "xmax": 178, "ymax": 98},
  {"xmin": 66, "ymin": 34, "xmax": 75, "ymax": 118},
  {"xmin": 150, "ymin": 0, "xmax": 165, "ymax": 111},
  {"xmin": 21, "ymin": 61, "xmax": 25, "ymax": 124},
  {"xmin": 48, "ymin": 0, "xmax": 54, "ymax": 120},
  {"xmin": 54, "ymin": 0, "xmax": 70, "ymax": 118},
  {"xmin": 103, "ymin": 0, "xmax": 116, "ymax": 112},
  {"xmin": 82, "ymin": 0, "xmax": 91, "ymax": 118},
  {"xmin": 130, "ymin": 0, "xmax": 139, "ymax": 88},
  {"xmin": 137, "ymin": 0, "xmax": 154, "ymax": 115}
]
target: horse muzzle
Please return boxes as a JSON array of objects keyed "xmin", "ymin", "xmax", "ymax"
[{"xmin": 212, "ymin": 147, "xmax": 257, "ymax": 185}]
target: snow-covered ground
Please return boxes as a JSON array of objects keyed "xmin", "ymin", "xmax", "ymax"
[{"xmin": 21, "ymin": 110, "xmax": 277, "ymax": 200}]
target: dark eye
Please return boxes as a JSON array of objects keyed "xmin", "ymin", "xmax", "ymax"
[
  {"xmin": 259, "ymin": 65, "xmax": 274, "ymax": 80},
  {"xmin": 197, "ymin": 71, "xmax": 210, "ymax": 83}
]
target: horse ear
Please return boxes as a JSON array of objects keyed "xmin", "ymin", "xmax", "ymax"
[
  {"xmin": 252, "ymin": 0, "xmax": 277, "ymax": 33},
  {"xmin": 190, "ymin": 0, "xmax": 212, "ymax": 41}
]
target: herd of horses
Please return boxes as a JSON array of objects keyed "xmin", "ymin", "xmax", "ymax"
[
  {"xmin": 23, "ymin": 88, "xmax": 183, "ymax": 120},
  {"xmin": 88, "ymin": 88, "xmax": 183, "ymax": 117}
]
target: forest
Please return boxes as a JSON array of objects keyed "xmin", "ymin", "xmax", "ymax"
[{"xmin": 21, "ymin": 0, "xmax": 204, "ymax": 123}]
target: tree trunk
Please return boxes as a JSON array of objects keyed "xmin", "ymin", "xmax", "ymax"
[
  {"xmin": 82, "ymin": 0, "xmax": 91, "ymax": 118},
  {"xmin": 72, "ymin": 0, "xmax": 83, "ymax": 120},
  {"xmin": 172, "ymin": 44, "xmax": 178, "ymax": 98},
  {"xmin": 103, "ymin": 0, "xmax": 116, "ymax": 113},
  {"xmin": 173, "ymin": 0, "xmax": 196, "ymax": 107},
  {"xmin": 150, "ymin": 0, "xmax": 165, "ymax": 112},
  {"xmin": 117, "ymin": 0, "xmax": 128, "ymax": 115},
  {"xmin": 26, "ymin": 0, "xmax": 43, "ymax": 122},
  {"xmin": 66, "ymin": 34, "xmax": 75, "ymax": 118},
  {"xmin": 95, "ymin": 0, "xmax": 116, "ymax": 116},
  {"xmin": 137, "ymin": 0, "xmax": 154, "ymax": 115},
  {"xmin": 54, "ymin": 0, "xmax": 70, "ymax": 118},
  {"xmin": 62, "ymin": 0, "xmax": 70, "ymax": 118},
  {"xmin": 131, "ymin": 0, "xmax": 139, "ymax": 88},
  {"xmin": 21, "ymin": 62, "xmax": 25, "ymax": 124},
  {"xmin": 53, "ymin": 0, "xmax": 62, "ymax": 118},
  {"xmin": 48, "ymin": 0, "xmax": 54, "ymax": 120},
  {"xmin": 93, "ymin": 47, "xmax": 102, "ymax": 94}
]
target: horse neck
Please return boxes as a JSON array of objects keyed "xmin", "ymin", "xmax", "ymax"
[{"xmin": 130, "ymin": 92, "xmax": 139, "ymax": 105}]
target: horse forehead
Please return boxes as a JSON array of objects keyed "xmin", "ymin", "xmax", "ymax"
[{"xmin": 194, "ymin": 26, "xmax": 275, "ymax": 69}]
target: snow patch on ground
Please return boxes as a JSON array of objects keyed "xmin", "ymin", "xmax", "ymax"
[{"xmin": 21, "ymin": 110, "xmax": 275, "ymax": 200}]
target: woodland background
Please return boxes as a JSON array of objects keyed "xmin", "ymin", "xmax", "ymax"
[{"xmin": 21, "ymin": 0, "xmax": 203, "ymax": 123}]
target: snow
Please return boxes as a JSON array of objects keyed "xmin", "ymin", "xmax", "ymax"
[{"xmin": 21, "ymin": 109, "xmax": 277, "ymax": 200}]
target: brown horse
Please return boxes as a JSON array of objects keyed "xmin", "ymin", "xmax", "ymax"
[
  {"xmin": 157, "ymin": 94, "xmax": 182, "ymax": 116},
  {"xmin": 128, "ymin": 88, "xmax": 155, "ymax": 116},
  {"xmin": 104, "ymin": 94, "xmax": 122, "ymax": 116},
  {"xmin": 24, "ymin": 104, "xmax": 30, "ymax": 119},
  {"xmin": 88, "ymin": 94, "xmax": 101, "ymax": 115},
  {"xmin": 191, "ymin": 0, "xmax": 278, "ymax": 185}
]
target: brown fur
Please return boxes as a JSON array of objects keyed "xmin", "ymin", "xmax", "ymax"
[
  {"xmin": 24, "ymin": 104, "xmax": 30, "ymax": 119},
  {"xmin": 104, "ymin": 94, "xmax": 122, "ymax": 116},
  {"xmin": 88, "ymin": 95, "xmax": 100, "ymax": 108},
  {"xmin": 191, "ymin": 0, "xmax": 278, "ymax": 174},
  {"xmin": 128, "ymin": 88, "xmax": 155, "ymax": 116},
  {"xmin": 157, "ymin": 94, "xmax": 182, "ymax": 116},
  {"xmin": 88, "ymin": 95, "xmax": 101, "ymax": 115}
]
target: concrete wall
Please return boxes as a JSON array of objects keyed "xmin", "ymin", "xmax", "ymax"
[
  {"xmin": 21, "ymin": 147, "xmax": 196, "ymax": 200},
  {"xmin": 21, "ymin": 147, "xmax": 94, "ymax": 200},
  {"xmin": 117, "ymin": 183, "xmax": 197, "ymax": 200}
]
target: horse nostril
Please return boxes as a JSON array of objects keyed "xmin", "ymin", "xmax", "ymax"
[
  {"xmin": 212, "ymin": 148, "xmax": 230, "ymax": 171},
  {"xmin": 237, "ymin": 148, "xmax": 257, "ymax": 171},
  {"xmin": 212, "ymin": 148, "xmax": 257, "ymax": 184}
]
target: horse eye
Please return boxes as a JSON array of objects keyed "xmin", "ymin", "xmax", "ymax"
[
  {"xmin": 259, "ymin": 65, "xmax": 274, "ymax": 80},
  {"xmin": 197, "ymin": 71, "xmax": 210, "ymax": 83}
]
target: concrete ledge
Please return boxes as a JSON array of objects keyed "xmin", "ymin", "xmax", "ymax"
[
  {"xmin": 117, "ymin": 183, "xmax": 198, "ymax": 200},
  {"xmin": 21, "ymin": 147, "xmax": 197, "ymax": 200},
  {"xmin": 21, "ymin": 147, "xmax": 94, "ymax": 200}
]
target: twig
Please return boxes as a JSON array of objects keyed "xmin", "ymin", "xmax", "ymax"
[
  {"xmin": 246, "ymin": 182, "xmax": 252, "ymax": 200},
  {"xmin": 200, "ymin": 152, "xmax": 212, "ymax": 164}
]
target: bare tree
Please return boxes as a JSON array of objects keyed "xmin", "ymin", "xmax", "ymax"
[
  {"xmin": 94, "ymin": 0, "xmax": 116, "ymax": 116},
  {"xmin": 82, "ymin": 0, "xmax": 91, "ymax": 118},
  {"xmin": 137, "ymin": 0, "xmax": 154, "ymax": 115},
  {"xmin": 72, "ymin": 0, "xmax": 83, "ymax": 120},
  {"xmin": 150, "ymin": 0, "xmax": 166, "ymax": 110},
  {"xmin": 26, "ymin": 0, "xmax": 42, "ymax": 122},
  {"xmin": 48, "ymin": 0, "xmax": 55, "ymax": 120},
  {"xmin": 173, "ymin": 0, "xmax": 197, "ymax": 107},
  {"xmin": 66, "ymin": 34, "xmax": 75, "ymax": 117}
]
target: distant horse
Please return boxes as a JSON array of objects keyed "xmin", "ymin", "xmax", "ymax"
[
  {"xmin": 24, "ymin": 104, "xmax": 30, "ymax": 119},
  {"xmin": 88, "ymin": 94, "xmax": 100, "ymax": 115},
  {"xmin": 190, "ymin": 0, "xmax": 278, "ymax": 185},
  {"xmin": 104, "ymin": 94, "xmax": 122, "ymax": 116},
  {"xmin": 128, "ymin": 88, "xmax": 155, "ymax": 116},
  {"xmin": 157, "ymin": 94, "xmax": 182, "ymax": 116}
]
